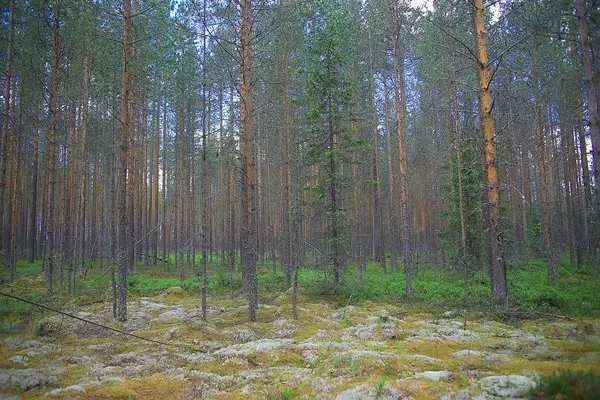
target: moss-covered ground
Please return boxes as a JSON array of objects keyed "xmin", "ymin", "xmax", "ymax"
[{"xmin": 0, "ymin": 256, "xmax": 599, "ymax": 399}]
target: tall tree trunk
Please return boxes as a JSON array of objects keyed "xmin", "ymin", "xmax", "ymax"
[
  {"xmin": 240, "ymin": 0, "xmax": 257, "ymax": 321},
  {"xmin": 201, "ymin": 0, "xmax": 209, "ymax": 321},
  {"xmin": 45, "ymin": 0, "xmax": 61, "ymax": 295},
  {"xmin": 29, "ymin": 108, "xmax": 40, "ymax": 263},
  {"xmin": 575, "ymin": 0, "xmax": 599, "ymax": 271},
  {"xmin": 575, "ymin": 0, "xmax": 600, "ymax": 188},
  {"xmin": 128, "ymin": 12, "xmax": 137, "ymax": 275},
  {"xmin": 117, "ymin": 0, "xmax": 132, "ymax": 322},
  {"xmin": 0, "ymin": 0, "xmax": 15, "ymax": 257},
  {"xmin": 535, "ymin": 81, "xmax": 554, "ymax": 284},
  {"xmin": 391, "ymin": 12, "xmax": 413, "ymax": 297},
  {"xmin": 79, "ymin": 55, "xmax": 90, "ymax": 274},
  {"xmin": 370, "ymin": 44, "xmax": 384, "ymax": 271},
  {"xmin": 383, "ymin": 73, "xmax": 398, "ymax": 271},
  {"xmin": 162, "ymin": 96, "xmax": 167, "ymax": 271},
  {"xmin": 455, "ymin": 90, "xmax": 469, "ymax": 302},
  {"xmin": 474, "ymin": 0, "xmax": 507, "ymax": 301}
]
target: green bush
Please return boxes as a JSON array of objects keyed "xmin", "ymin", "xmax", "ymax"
[{"xmin": 530, "ymin": 370, "xmax": 600, "ymax": 400}]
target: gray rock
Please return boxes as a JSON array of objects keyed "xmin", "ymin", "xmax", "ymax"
[
  {"xmin": 407, "ymin": 354, "xmax": 436, "ymax": 363},
  {"xmin": 309, "ymin": 330, "xmax": 331, "ymax": 341},
  {"xmin": 271, "ymin": 319, "xmax": 296, "ymax": 338},
  {"xmin": 330, "ymin": 306, "xmax": 356, "ymax": 319},
  {"xmin": 224, "ymin": 328, "xmax": 257, "ymax": 343},
  {"xmin": 108, "ymin": 351, "xmax": 149, "ymax": 367},
  {"xmin": 123, "ymin": 321, "xmax": 151, "ymax": 332},
  {"xmin": 165, "ymin": 286, "xmax": 186, "ymax": 296},
  {"xmin": 156, "ymin": 307, "xmax": 201, "ymax": 321},
  {"xmin": 505, "ymin": 330, "xmax": 545, "ymax": 345},
  {"xmin": 440, "ymin": 389, "xmax": 471, "ymax": 400},
  {"xmin": 451, "ymin": 350, "xmax": 482, "ymax": 358},
  {"xmin": 139, "ymin": 298, "xmax": 168, "ymax": 310},
  {"xmin": 414, "ymin": 370, "xmax": 452, "ymax": 382},
  {"xmin": 215, "ymin": 339, "xmax": 296, "ymax": 356},
  {"xmin": 335, "ymin": 383, "xmax": 402, "ymax": 400},
  {"xmin": 484, "ymin": 353, "xmax": 511, "ymax": 363},
  {"xmin": 187, "ymin": 370, "xmax": 238, "ymax": 384},
  {"xmin": 341, "ymin": 324, "xmax": 377, "ymax": 341},
  {"xmin": 0, "ymin": 368, "xmax": 56, "ymax": 390},
  {"xmin": 164, "ymin": 326, "xmax": 181, "ymax": 340},
  {"xmin": 239, "ymin": 366, "xmax": 312, "ymax": 382},
  {"xmin": 46, "ymin": 385, "xmax": 85, "ymax": 397},
  {"xmin": 4, "ymin": 339, "xmax": 41, "ymax": 349},
  {"xmin": 178, "ymin": 353, "xmax": 215, "ymax": 364},
  {"xmin": 408, "ymin": 320, "xmax": 480, "ymax": 342},
  {"xmin": 26, "ymin": 346, "xmax": 52, "ymax": 358},
  {"xmin": 297, "ymin": 341, "xmax": 355, "ymax": 351},
  {"xmin": 8, "ymin": 355, "xmax": 28, "ymax": 365},
  {"xmin": 475, "ymin": 375, "xmax": 536, "ymax": 398}
]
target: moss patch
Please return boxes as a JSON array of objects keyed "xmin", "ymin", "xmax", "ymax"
[{"xmin": 82, "ymin": 375, "xmax": 191, "ymax": 400}]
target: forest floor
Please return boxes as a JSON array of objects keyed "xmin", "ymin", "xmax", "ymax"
[{"xmin": 1, "ymin": 280, "xmax": 600, "ymax": 399}]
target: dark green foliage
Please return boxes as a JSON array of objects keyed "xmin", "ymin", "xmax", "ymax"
[
  {"xmin": 530, "ymin": 370, "xmax": 600, "ymax": 400},
  {"xmin": 527, "ymin": 207, "xmax": 543, "ymax": 258},
  {"xmin": 300, "ymin": 0, "xmax": 363, "ymax": 291},
  {"xmin": 438, "ymin": 137, "xmax": 484, "ymax": 275}
]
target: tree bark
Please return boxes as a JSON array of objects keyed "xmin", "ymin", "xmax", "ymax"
[
  {"xmin": 391, "ymin": 9, "xmax": 413, "ymax": 297},
  {"xmin": 473, "ymin": 0, "xmax": 507, "ymax": 301},
  {"xmin": 117, "ymin": 0, "xmax": 132, "ymax": 321},
  {"xmin": 45, "ymin": 0, "xmax": 61, "ymax": 295},
  {"xmin": 240, "ymin": 0, "xmax": 258, "ymax": 321}
]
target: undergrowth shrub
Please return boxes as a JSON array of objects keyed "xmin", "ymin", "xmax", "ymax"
[{"xmin": 530, "ymin": 370, "xmax": 600, "ymax": 400}]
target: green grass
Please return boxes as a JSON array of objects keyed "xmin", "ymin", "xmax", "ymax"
[
  {"xmin": 530, "ymin": 370, "xmax": 600, "ymax": 400},
  {"xmin": 2, "ymin": 253, "xmax": 598, "ymax": 324}
]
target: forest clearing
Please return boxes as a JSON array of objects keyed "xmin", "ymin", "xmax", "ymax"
[{"xmin": 2, "ymin": 0, "xmax": 600, "ymax": 397}]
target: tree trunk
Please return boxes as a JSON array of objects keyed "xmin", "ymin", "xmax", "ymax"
[
  {"xmin": 473, "ymin": 0, "xmax": 507, "ymax": 301},
  {"xmin": 0, "ymin": 0, "xmax": 15, "ymax": 256},
  {"xmin": 391, "ymin": 12, "xmax": 413, "ymax": 297},
  {"xmin": 45, "ymin": 0, "xmax": 61, "ymax": 295},
  {"xmin": 240, "ymin": 0, "xmax": 257, "ymax": 321},
  {"xmin": 117, "ymin": 0, "xmax": 132, "ymax": 322},
  {"xmin": 29, "ymin": 108, "xmax": 40, "ymax": 263}
]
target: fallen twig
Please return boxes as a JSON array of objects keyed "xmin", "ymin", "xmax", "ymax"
[{"xmin": 0, "ymin": 291, "xmax": 190, "ymax": 348}]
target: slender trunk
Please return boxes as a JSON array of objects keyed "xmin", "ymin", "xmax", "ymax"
[
  {"xmin": 383, "ymin": 74, "xmax": 398, "ymax": 271},
  {"xmin": 45, "ymin": 0, "xmax": 61, "ymax": 295},
  {"xmin": 474, "ymin": 0, "xmax": 507, "ymax": 300},
  {"xmin": 455, "ymin": 91, "xmax": 468, "ymax": 302},
  {"xmin": 117, "ymin": 0, "xmax": 132, "ymax": 321},
  {"xmin": 575, "ymin": 0, "xmax": 600, "ymax": 188},
  {"xmin": 240, "ymin": 0, "xmax": 257, "ymax": 321},
  {"xmin": 29, "ymin": 108, "xmax": 40, "ymax": 263},
  {"xmin": 128, "ymin": 16, "xmax": 137, "ymax": 274},
  {"xmin": 391, "ymin": 14, "xmax": 413, "ymax": 297},
  {"xmin": 79, "ymin": 55, "xmax": 90, "ymax": 273},
  {"xmin": 370, "ymin": 48, "xmax": 384, "ymax": 270},
  {"xmin": 162, "ymin": 96, "xmax": 167, "ymax": 270},
  {"xmin": 153, "ymin": 100, "xmax": 160, "ymax": 267},
  {"xmin": 0, "ymin": 0, "xmax": 15, "ymax": 254},
  {"xmin": 201, "ymin": 0, "xmax": 209, "ymax": 321},
  {"xmin": 535, "ymin": 80, "xmax": 554, "ymax": 284}
]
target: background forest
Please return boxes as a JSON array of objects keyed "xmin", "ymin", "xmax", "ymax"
[{"xmin": 0, "ymin": 0, "xmax": 599, "ymax": 323}]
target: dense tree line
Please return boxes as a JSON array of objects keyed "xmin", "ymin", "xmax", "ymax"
[{"xmin": 0, "ymin": 0, "xmax": 598, "ymax": 321}]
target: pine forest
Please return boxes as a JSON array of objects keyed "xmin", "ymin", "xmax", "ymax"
[{"xmin": 1, "ymin": 0, "xmax": 599, "ymax": 398}]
